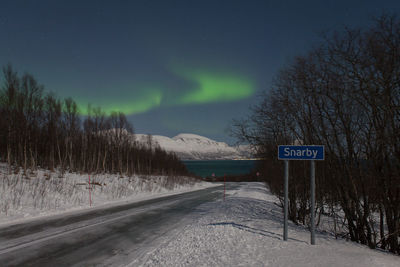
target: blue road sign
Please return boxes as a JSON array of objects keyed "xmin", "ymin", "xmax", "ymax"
[{"xmin": 278, "ymin": 145, "xmax": 324, "ymax": 160}]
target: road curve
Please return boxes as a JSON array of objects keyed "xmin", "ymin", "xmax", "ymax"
[{"xmin": 0, "ymin": 185, "xmax": 224, "ymax": 266}]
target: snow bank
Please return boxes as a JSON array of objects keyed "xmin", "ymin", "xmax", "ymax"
[
  {"xmin": 140, "ymin": 182, "xmax": 399, "ymax": 267},
  {"xmin": 0, "ymin": 163, "xmax": 215, "ymax": 226}
]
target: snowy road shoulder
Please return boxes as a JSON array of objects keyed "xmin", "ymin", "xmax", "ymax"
[
  {"xmin": 0, "ymin": 164, "xmax": 220, "ymax": 227},
  {"xmin": 140, "ymin": 182, "xmax": 399, "ymax": 267}
]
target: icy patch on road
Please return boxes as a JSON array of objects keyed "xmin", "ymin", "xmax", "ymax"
[{"xmin": 140, "ymin": 182, "xmax": 399, "ymax": 267}]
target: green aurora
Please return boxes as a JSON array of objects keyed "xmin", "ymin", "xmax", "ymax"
[
  {"xmin": 74, "ymin": 68, "xmax": 255, "ymax": 116},
  {"xmin": 176, "ymin": 69, "xmax": 255, "ymax": 105},
  {"xmin": 76, "ymin": 89, "xmax": 163, "ymax": 116}
]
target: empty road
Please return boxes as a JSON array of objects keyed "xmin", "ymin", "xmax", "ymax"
[{"xmin": 0, "ymin": 185, "xmax": 224, "ymax": 266}]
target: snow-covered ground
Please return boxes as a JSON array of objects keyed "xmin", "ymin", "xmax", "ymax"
[
  {"xmin": 140, "ymin": 182, "xmax": 399, "ymax": 267},
  {"xmin": 0, "ymin": 163, "xmax": 215, "ymax": 226}
]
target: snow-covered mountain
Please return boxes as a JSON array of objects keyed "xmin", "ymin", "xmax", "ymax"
[{"xmin": 135, "ymin": 133, "xmax": 252, "ymax": 160}]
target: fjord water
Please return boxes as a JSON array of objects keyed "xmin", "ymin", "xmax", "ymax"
[{"xmin": 183, "ymin": 160, "xmax": 258, "ymax": 178}]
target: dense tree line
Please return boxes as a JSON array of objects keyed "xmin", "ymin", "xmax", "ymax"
[
  {"xmin": 233, "ymin": 15, "xmax": 400, "ymax": 254},
  {"xmin": 0, "ymin": 65, "xmax": 189, "ymax": 177}
]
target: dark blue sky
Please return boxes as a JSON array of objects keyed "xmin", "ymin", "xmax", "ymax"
[{"xmin": 1, "ymin": 0, "xmax": 399, "ymax": 143}]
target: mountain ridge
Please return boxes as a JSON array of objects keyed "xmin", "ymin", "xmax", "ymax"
[{"xmin": 135, "ymin": 133, "xmax": 252, "ymax": 160}]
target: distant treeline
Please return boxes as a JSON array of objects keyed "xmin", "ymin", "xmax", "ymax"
[
  {"xmin": 233, "ymin": 15, "xmax": 400, "ymax": 254},
  {"xmin": 0, "ymin": 65, "xmax": 189, "ymax": 177}
]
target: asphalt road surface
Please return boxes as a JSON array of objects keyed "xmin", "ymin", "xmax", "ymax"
[{"xmin": 0, "ymin": 185, "xmax": 224, "ymax": 266}]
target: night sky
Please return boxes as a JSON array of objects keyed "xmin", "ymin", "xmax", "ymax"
[{"xmin": 1, "ymin": 0, "xmax": 399, "ymax": 143}]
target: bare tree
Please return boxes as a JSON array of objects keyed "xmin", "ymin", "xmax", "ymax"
[
  {"xmin": 232, "ymin": 14, "xmax": 400, "ymax": 254},
  {"xmin": 0, "ymin": 65, "xmax": 191, "ymax": 187}
]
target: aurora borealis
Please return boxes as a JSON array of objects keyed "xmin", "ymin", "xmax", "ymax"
[
  {"xmin": 1, "ymin": 0, "xmax": 399, "ymax": 143},
  {"xmin": 176, "ymin": 69, "xmax": 255, "ymax": 105},
  {"xmin": 77, "ymin": 87, "xmax": 163, "ymax": 115},
  {"xmin": 76, "ymin": 68, "xmax": 255, "ymax": 115}
]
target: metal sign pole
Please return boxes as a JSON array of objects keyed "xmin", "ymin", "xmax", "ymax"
[
  {"xmin": 278, "ymin": 145, "xmax": 323, "ymax": 244},
  {"xmin": 224, "ymin": 174, "xmax": 226, "ymax": 201},
  {"xmin": 310, "ymin": 160, "xmax": 315, "ymax": 245},
  {"xmin": 89, "ymin": 174, "xmax": 92, "ymax": 207},
  {"xmin": 284, "ymin": 160, "xmax": 289, "ymax": 241}
]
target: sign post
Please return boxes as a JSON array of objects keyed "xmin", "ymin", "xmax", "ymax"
[
  {"xmin": 278, "ymin": 145, "xmax": 324, "ymax": 245},
  {"xmin": 310, "ymin": 160, "xmax": 316, "ymax": 245},
  {"xmin": 284, "ymin": 160, "xmax": 289, "ymax": 241},
  {"xmin": 88, "ymin": 174, "xmax": 92, "ymax": 207},
  {"xmin": 224, "ymin": 174, "xmax": 226, "ymax": 201}
]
